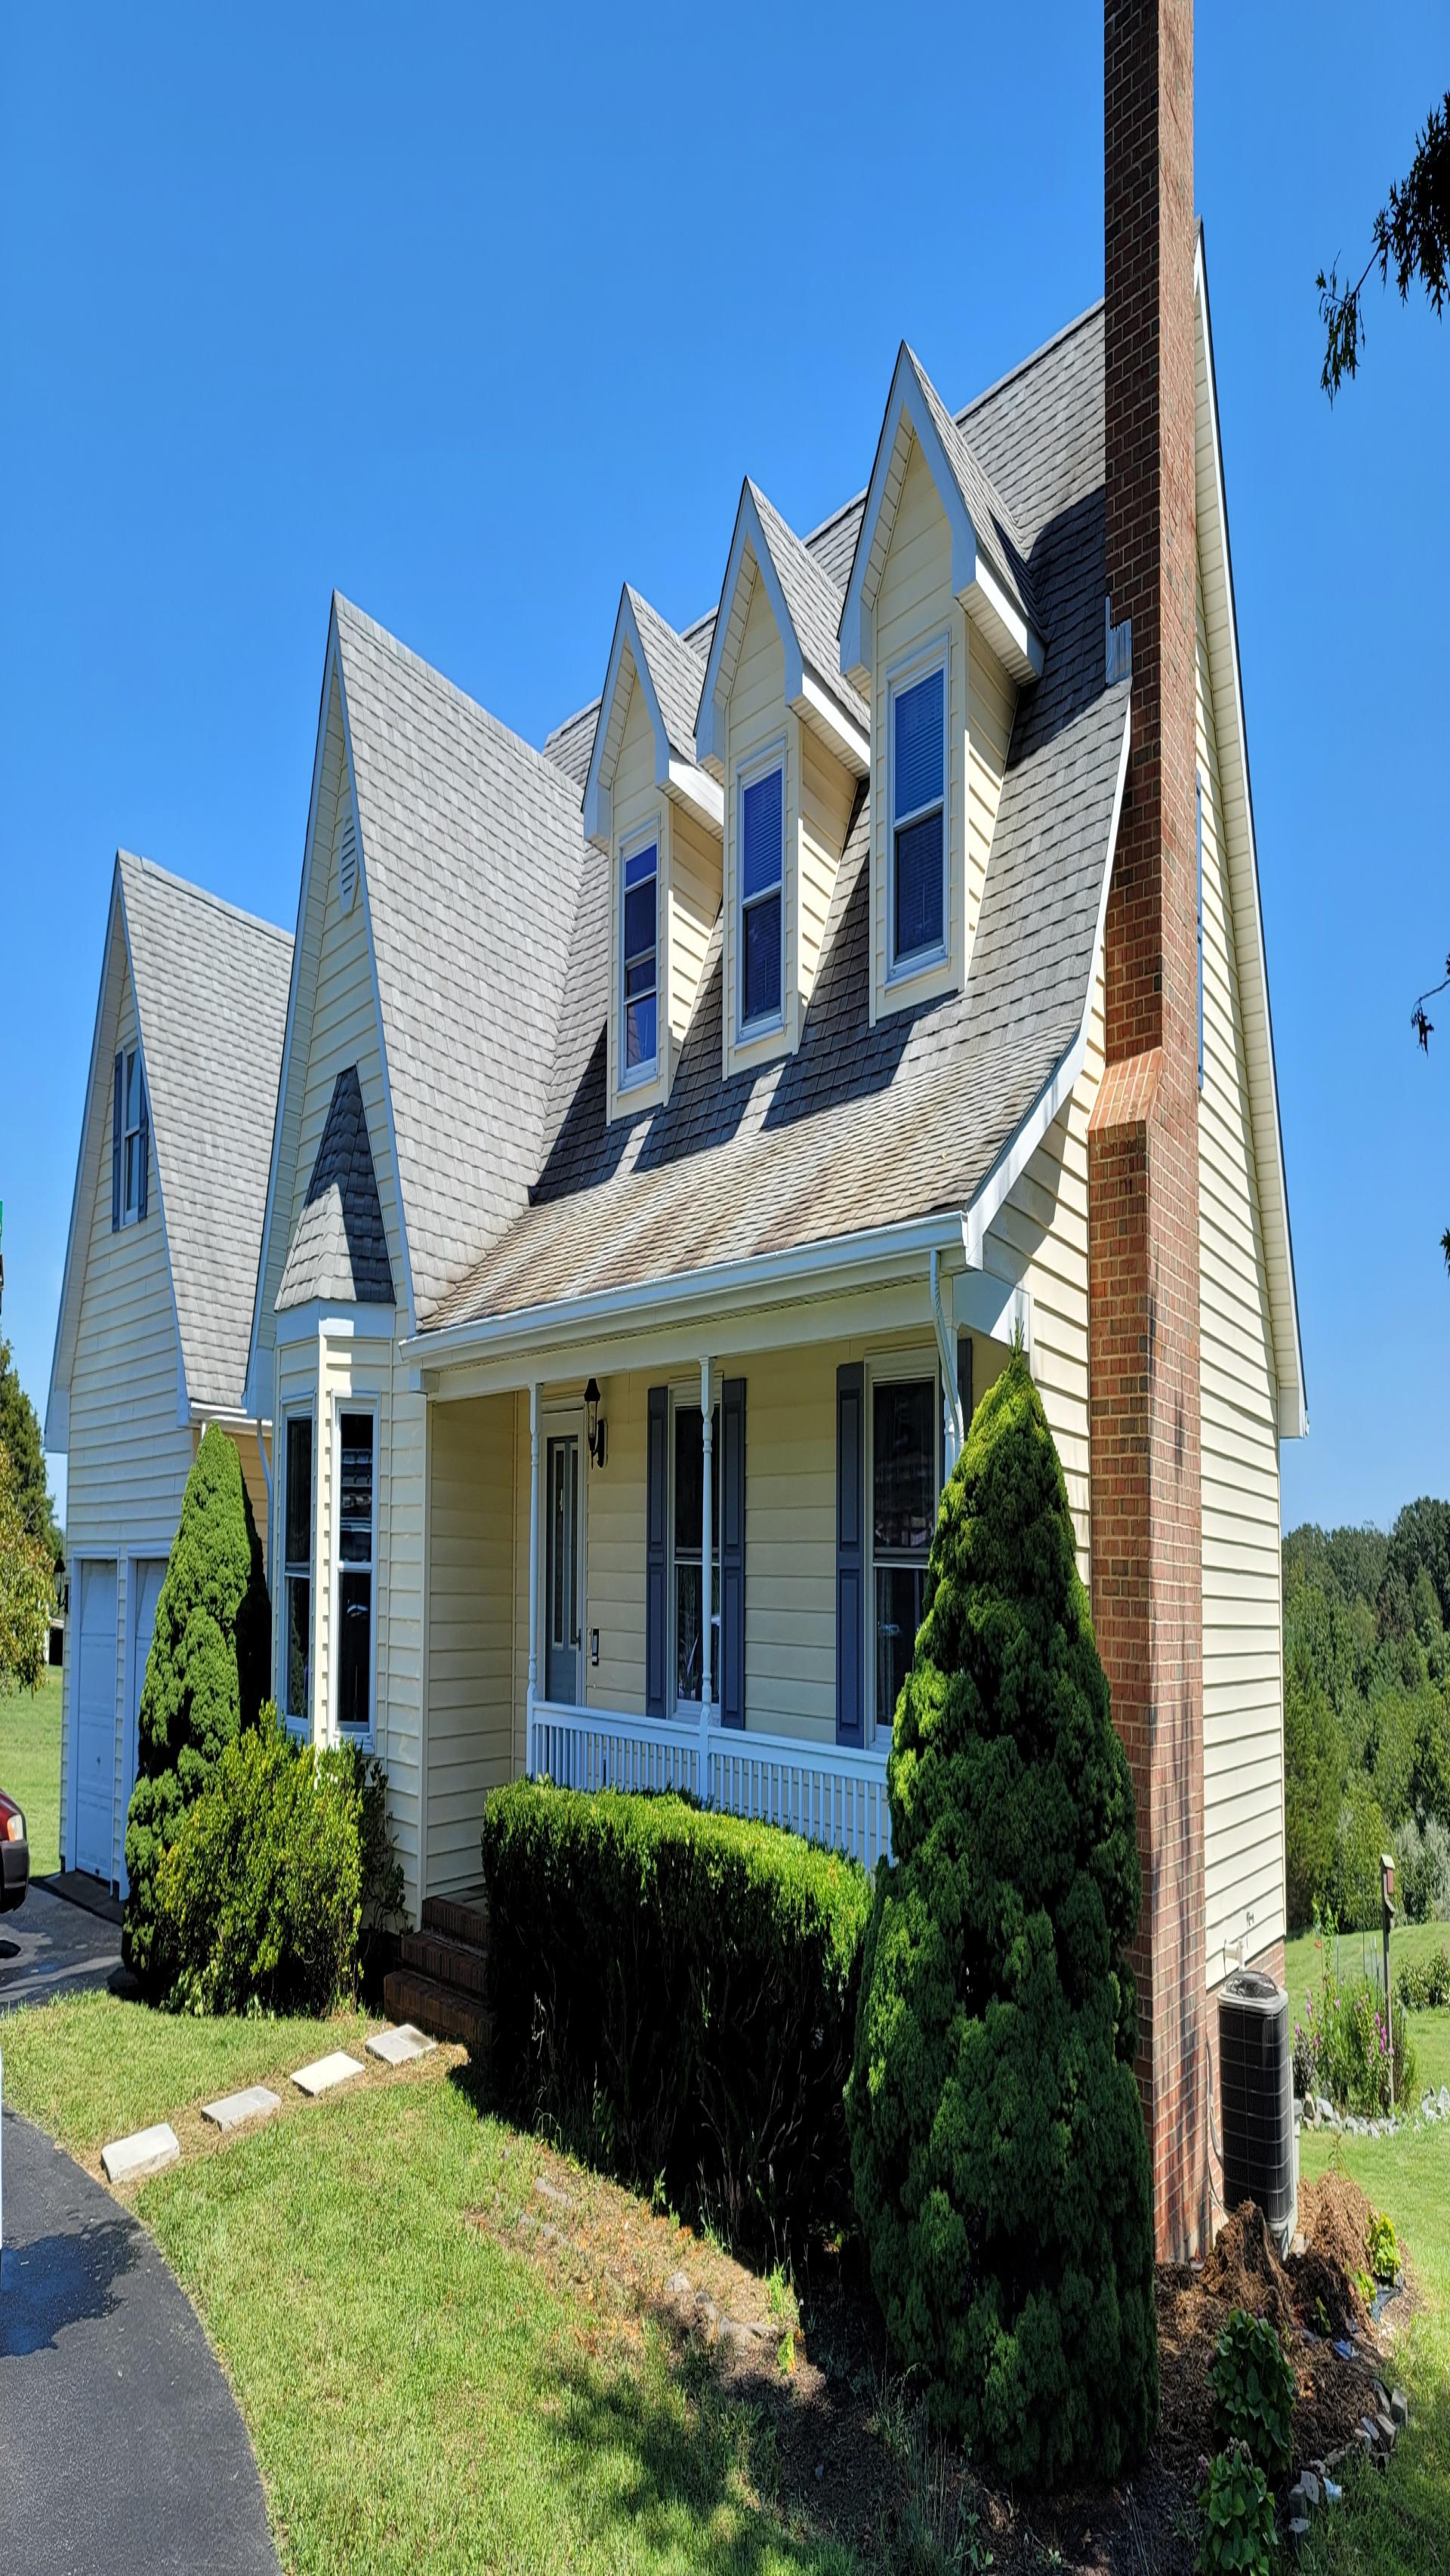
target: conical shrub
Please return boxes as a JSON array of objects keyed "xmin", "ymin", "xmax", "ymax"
[
  {"xmin": 847, "ymin": 1351, "xmax": 1158, "ymax": 2484},
  {"xmin": 123, "ymin": 1423, "xmax": 270, "ymax": 1991}
]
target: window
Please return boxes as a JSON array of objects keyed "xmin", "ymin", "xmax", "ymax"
[
  {"xmin": 739, "ymin": 762, "xmax": 783, "ymax": 1030},
  {"xmin": 890, "ymin": 663, "xmax": 946, "ymax": 968},
  {"xmin": 282, "ymin": 1414, "xmax": 313, "ymax": 1723},
  {"xmin": 622, "ymin": 840, "xmax": 658, "ymax": 1080},
  {"xmin": 673, "ymin": 1398, "xmax": 720, "ymax": 1707},
  {"xmin": 871, "ymin": 1375, "xmax": 936, "ymax": 1730},
  {"xmin": 122, "ymin": 1049, "xmax": 146, "ymax": 1220},
  {"xmin": 336, "ymin": 1410, "xmax": 375, "ymax": 1736}
]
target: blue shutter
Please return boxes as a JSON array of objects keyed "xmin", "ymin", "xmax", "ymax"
[
  {"xmin": 646, "ymin": 1385, "xmax": 668, "ymax": 1718},
  {"xmin": 137, "ymin": 1068, "xmax": 149, "ymax": 1221},
  {"xmin": 719, "ymin": 1377, "xmax": 745, "ymax": 1728},
  {"xmin": 957, "ymin": 1332, "xmax": 973, "ymax": 1442},
  {"xmin": 836, "ymin": 1362, "xmax": 865, "ymax": 1746},
  {"xmin": 111, "ymin": 1054, "xmax": 122, "ymax": 1231}
]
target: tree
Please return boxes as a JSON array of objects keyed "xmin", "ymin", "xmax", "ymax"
[
  {"xmin": 1411, "ymin": 1694, "xmax": 1450, "ymax": 1831},
  {"xmin": 0, "ymin": 1438, "xmax": 53, "ymax": 1694},
  {"xmin": 1319, "ymin": 91, "xmax": 1450, "ymax": 397},
  {"xmin": 0, "ymin": 1337, "xmax": 62, "ymax": 1575},
  {"xmin": 122, "ymin": 1424, "xmax": 270, "ymax": 1991},
  {"xmin": 1285, "ymin": 1645, "xmax": 1344, "ymax": 1929},
  {"xmin": 847, "ymin": 1352, "xmax": 1158, "ymax": 2485},
  {"xmin": 1330, "ymin": 1773, "xmax": 1391, "ymax": 1934}
]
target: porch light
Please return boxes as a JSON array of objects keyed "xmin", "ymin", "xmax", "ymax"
[{"xmin": 585, "ymin": 1376, "xmax": 607, "ymax": 1469}]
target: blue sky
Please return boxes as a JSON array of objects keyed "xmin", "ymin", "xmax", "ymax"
[{"xmin": 2, "ymin": 2, "xmax": 1446, "ymax": 1536}]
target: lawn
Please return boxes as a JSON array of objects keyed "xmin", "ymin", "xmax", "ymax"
[
  {"xmin": 1286, "ymin": 1916, "xmax": 1450, "ymax": 2012},
  {"xmin": 3, "ymin": 1990, "xmax": 857, "ymax": 2576},
  {"xmin": 0, "ymin": 1665, "xmax": 62, "ymax": 1874}
]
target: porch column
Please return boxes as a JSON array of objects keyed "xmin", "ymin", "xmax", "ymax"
[
  {"xmin": 526, "ymin": 1382, "xmax": 540, "ymax": 1776},
  {"xmin": 699, "ymin": 1355, "xmax": 713, "ymax": 1803}
]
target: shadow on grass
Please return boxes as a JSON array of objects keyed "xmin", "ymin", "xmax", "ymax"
[{"xmin": 1299, "ymin": 2347, "xmax": 1450, "ymax": 2576}]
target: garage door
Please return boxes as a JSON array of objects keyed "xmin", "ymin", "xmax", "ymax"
[
  {"xmin": 74, "ymin": 1560, "xmax": 118, "ymax": 1879},
  {"xmin": 122, "ymin": 1559, "xmax": 168, "ymax": 1888}
]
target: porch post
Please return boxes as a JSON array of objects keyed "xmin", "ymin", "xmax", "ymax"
[
  {"xmin": 526, "ymin": 1382, "xmax": 540, "ymax": 1777},
  {"xmin": 699, "ymin": 1355, "xmax": 713, "ymax": 1805}
]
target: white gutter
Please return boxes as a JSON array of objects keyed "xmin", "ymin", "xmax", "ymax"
[
  {"xmin": 403, "ymin": 1209, "xmax": 972, "ymax": 1376},
  {"xmin": 930, "ymin": 1246, "xmax": 964, "ymax": 1474}
]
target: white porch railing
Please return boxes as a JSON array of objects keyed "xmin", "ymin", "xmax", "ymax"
[{"xmin": 529, "ymin": 1701, "xmax": 893, "ymax": 1870}]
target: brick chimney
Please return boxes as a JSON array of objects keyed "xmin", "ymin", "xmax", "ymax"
[{"xmin": 1088, "ymin": 0, "xmax": 1206, "ymax": 2261}]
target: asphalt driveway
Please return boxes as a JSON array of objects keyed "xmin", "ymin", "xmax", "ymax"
[
  {"xmin": 0, "ymin": 1881, "xmax": 125, "ymax": 2012},
  {"xmin": 0, "ymin": 2105, "xmax": 279, "ymax": 2573}
]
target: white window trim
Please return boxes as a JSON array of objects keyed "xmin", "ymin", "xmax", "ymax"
[
  {"xmin": 864, "ymin": 1347, "xmax": 941, "ymax": 1740},
  {"xmin": 332, "ymin": 1395, "xmax": 379, "ymax": 1744},
  {"xmin": 667, "ymin": 1379, "xmax": 720, "ymax": 1716},
  {"xmin": 619, "ymin": 821, "xmax": 662, "ymax": 1092},
  {"xmin": 279, "ymin": 1403, "xmax": 316, "ymax": 1737},
  {"xmin": 885, "ymin": 635, "xmax": 950, "ymax": 985},
  {"xmin": 736, "ymin": 736, "xmax": 788, "ymax": 1042},
  {"xmin": 121, "ymin": 1046, "xmax": 146, "ymax": 1225},
  {"xmin": 536, "ymin": 1399, "xmax": 588, "ymax": 1708}
]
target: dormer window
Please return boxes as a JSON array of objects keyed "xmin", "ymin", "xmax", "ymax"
[
  {"xmin": 890, "ymin": 661, "xmax": 946, "ymax": 971},
  {"xmin": 622, "ymin": 836, "xmax": 659, "ymax": 1081},
  {"xmin": 739, "ymin": 758, "xmax": 784, "ymax": 1032},
  {"xmin": 111, "ymin": 1042, "xmax": 149, "ymax": 1230}
]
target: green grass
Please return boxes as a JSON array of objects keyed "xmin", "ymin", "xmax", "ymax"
[
  {"xmin": 2, "ymin": 1991, "xmax": 856, "ymax": 2576},
  {"xmin": 0, "ymin": 1665, "xmax": 62, "ymax": 1874},
  {"xmin": 1286, "ymin": 1917, "xmax": 1450, "ymax": 2013}
]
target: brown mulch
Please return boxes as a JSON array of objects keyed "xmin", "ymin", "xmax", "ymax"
[{"xmin": 470, "ymin": 2142, "xmax": 1400, "ymax": 2574}]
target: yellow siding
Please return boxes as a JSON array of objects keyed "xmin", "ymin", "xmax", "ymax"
[
  {"xmin": 967, "ymin": 629, "xmax": 1012, "ymax": 915},
  {"xmin": 584, "ymin": 1373, "xmax": 648, "ymax": 1714},
  {"xmin": 736, "ymin": 1344, "xmax": 837, "ymax": 1741},
  {"xmin": 425, "ymin": 1393, "xmax": 517, "ymax": 1894},
  {"xmin": 980, "ymin": 960, "xmax": 1103, "ymax": 1583},
  {"xmin": 871, "ymin": 440, "xmax": 964, "ymax": 1022},
  {"xmin": 606, "ymin": 674, "xmax": 720, "ymax": 1120},
  {"xmin": 671, "ymin": 805, "xmax": 722, "ymax": 1055},
  {"xmin": 1197, "ymin": 573, "xmax": 1285, "ymax": 1983},
  {"xmin": 722, "ymin": 575, "xmax": 795, "ymax": 1074},
  {"xmin": 799, "ymin": 726, "xmax": 856, "ymax": 1004}
]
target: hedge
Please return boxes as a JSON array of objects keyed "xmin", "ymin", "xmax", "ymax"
[{"xmin": 480, "ymin": 1779, "xmax": 872, "ymax": 2250}]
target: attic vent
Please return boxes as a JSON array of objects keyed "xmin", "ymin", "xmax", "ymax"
[{"xmin": 338, "ymin": 811, "xmax": 359, "ymax": 913}]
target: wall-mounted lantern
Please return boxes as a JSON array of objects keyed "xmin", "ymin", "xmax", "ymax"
[{"xmin": 585, "ymin": 1376, "xmax": 607, "ymax": 1469}]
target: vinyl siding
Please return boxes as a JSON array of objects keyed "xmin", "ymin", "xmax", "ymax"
[
  {"xmin": 1196, "ymin": 571, "xmax": 1285, "ymax": 1984},
  {"xmin": 722, "ymin": 575, "xmax": 794, "ymax": 1075},
  {"xmin": 424, "ymin": 1391, "xmax": 517, "ymax": 1894},
  {"xmin": 981, "ymin": 956, "xmax": 1104, "ymax": 1583},
  {"xmin": 606, "ymin": 678, "xmax": 722, "ymax": 1120},
  {"xmin": 870, "ymin": 438, "xmax": 966, "ymax": 1024},
  {"xmin": 799, "ymin": 725, "xmax": 856, "ymax": 1005}
]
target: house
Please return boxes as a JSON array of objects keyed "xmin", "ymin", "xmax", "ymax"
[{"xmin": 46, "ymin": 854, "xmax": 292, "ymax": 1888}]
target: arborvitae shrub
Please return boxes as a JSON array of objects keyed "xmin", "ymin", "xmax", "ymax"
[
  {"xmin": 123, "ymin": 1423, "xmax": 270, "ymax": 1990},
  {"xmin": 847, "ymin": 1351, "xmax": 1158, "ymax": 2485}
]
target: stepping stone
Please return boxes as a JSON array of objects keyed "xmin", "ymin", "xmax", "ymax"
[
  {"xmin": 102, "ymin": 2122, "xmax": 180, "ymax": 2183},
  {"xmin": 291, "ymin": 2050, "xmax": 365, "ymax": 2097},
  {"xmin": 366, "ymin": 2023, "xmax": 436, "ymax": 2067},
  {"xmin": 201, "ymin": 2084, "xmax": 282, "ymax": 2133}
]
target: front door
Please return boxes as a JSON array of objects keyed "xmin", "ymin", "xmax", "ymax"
[
  {"xmin": 544, "ymin": 1432, "xmax": 581, "ymax": 1705},
  {"xmin": 74, "ymin": 1559, "xmax": 118, "ymax": 1879}
]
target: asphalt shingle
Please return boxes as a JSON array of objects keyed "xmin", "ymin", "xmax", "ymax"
[{"xmin": 276, "ymin": 1064, "xmax": 395, "ymax": 1309}]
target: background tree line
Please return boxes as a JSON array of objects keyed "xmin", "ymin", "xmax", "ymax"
[{"xmin": 1285, "ymin": 1496, "xmax": 1450, "ymax": 1932}]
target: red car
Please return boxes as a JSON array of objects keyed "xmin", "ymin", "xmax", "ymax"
[{"xmin": 1, "ymin": 1789, "xmax": 29, "ymax": 1911}]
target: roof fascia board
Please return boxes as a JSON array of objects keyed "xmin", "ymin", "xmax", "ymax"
[
  {"xmin": 584, "ymin": 590, "xmax": 722, "ymax": 849},
  {"xmin": 402, "ymin": 1209, "xmax": 971, "ymax": 1377},
  {"xmin": 1195, "ymin": 228, "xmax": 1306, "ymax": 1439},
  {"xmin": 840, "ymin": 347, "xmax": 1044, "ymax": 690},
  {"xmin": 274, "ymin": 1296, "xmax": 396, "ymax": 1348},
  {"xmin": 332, "ymin": 637, "xmax": 420, "ymax": 1340},
  {"xmin": 244, "ymin": 614, "xmax": 341, "ymax": 1418},
  {"xmin": 964, "ymin": 695, "xmax": 1132, "ymax": 1266},
  {"xmin": 45, "ymin": 864, "xmax": 124, "ymax": 1450}
]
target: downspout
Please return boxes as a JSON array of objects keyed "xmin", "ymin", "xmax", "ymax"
[
  {"xmin": 255, "ymin": 1422, "xmax": 272, "ymax": 1523},
  {"xmin": 930, "ymin": 1247, "xmax": 964, "ymax": 1477}
]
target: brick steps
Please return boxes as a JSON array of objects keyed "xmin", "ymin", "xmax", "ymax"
[
  {"xmin": 382, "ymin": 1966, "xmax": 492, "ymax": 2055},
  {"xmin": 383, "ymin": 1885, "xmax": 492, "ymax": 2053},
  {"xmin": 421, "ymin": 1887, "xmax": 490, "ymax": 1948},
  {"xmin": 400, "ymin": 1927, "xmax": 489, "ymax": 1999}
]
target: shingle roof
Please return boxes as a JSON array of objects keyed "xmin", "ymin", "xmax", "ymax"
[
  {"xmin": 742, "ymin": 482, "xmax": 865, "ymax": 730},
  {"xmin": 897, "ymin": 344, "xmax": 1044, "ymax": 642},
  {"xmin": 625, "ymin": 586, "xmax": 708, "ymax": 763},
  {"xmin": 430, "ymin": 304, "xmax": 1125, "ymax": 1331},
  {"xmin": 118, "ymin": 853, "xmax": 292, "ymax": 1411},
  {"xmin": 277, "ymin": 1065, "xmax": 395, "ymax": 1310},
  {"xmin": 332, "ymin": 595, "xmax": 592, "ymax": 1323}
]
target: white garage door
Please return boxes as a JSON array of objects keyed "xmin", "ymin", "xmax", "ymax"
[
  {"xmin": 123, "ymin": 1559, "xmax": 168, "ymax": 1886},
  {"xmin": 74, "ymin": 1559, "xmax": 118, "ymax": 1880}
]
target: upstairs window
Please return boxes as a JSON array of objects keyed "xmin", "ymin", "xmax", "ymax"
[
  {"xmin": 112, "ymin": 1045, "xmax": 148, "ymax": 1228},
  {"xmin": 739, "ymin": 762, "xmax": 783, "ymax": 1031},
  {"xmin": 337, "ymin": 1409, "xmax": 376, "ymax": 1736},
  {"xmin": 890, "ymin": 663, "xmax": 946, "ymax": 969},
  {"xmin": 283, "ymin": 1413, "xmax": 313, "ymax": 1724},
  {"xmin": 622, "ymin": 839, "xmax": 658, "ymax": 1081}
]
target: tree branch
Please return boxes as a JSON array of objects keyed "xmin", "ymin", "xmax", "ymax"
[{"xmin": 1319, "ymin": 90, "xmax": 1450, "ymax": 397}]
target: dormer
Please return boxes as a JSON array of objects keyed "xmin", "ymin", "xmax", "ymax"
[
  {"xmin": 696, "ymin": 482, "xmax": 867, "ymax": 1076},
  {"xmin": 583, "ymin": 586, "xmax": 723, "ymax": 1120},
  {"xmin": 840, "ymin": 345, "xmax": 1045, "ymax": 1026}
]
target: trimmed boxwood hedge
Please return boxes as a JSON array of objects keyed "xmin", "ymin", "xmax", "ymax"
[{"xmin": 480, "ymin": 1779, "xmax": 872, "ymax": 2249}]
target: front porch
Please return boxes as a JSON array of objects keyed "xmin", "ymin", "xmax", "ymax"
[{"xmin": 413, "ymin": 1222, "xmax": 1057, "ymax": 1899}]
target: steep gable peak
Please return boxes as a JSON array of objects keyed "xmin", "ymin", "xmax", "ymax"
[
  {"xmin": 696, "ymin": 480, "xmax": 868, "ymax": 782},
  {"xmin": 582, "ymin": 584, "xmax": 723, "ymax": 853}
]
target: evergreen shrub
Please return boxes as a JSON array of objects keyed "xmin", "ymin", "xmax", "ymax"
[
  {"xmin": 480, "ymin": 1779, "xmax": 872, "ymax": 2249},
  {"xmin": 123, "ymin": 1425, "xmax": 270, "ymax": 1990},
  {"xmin": 1395, "ymin": 1944, "xmax": 1450, "ymax": 2011},
  {"xmin": 156, "ymin": 1704, "xmax": 363, "ymax": 2014},
  {"xmin": 846, "ymin": 1351, "xmax": 1158, "ymax": 2485}
]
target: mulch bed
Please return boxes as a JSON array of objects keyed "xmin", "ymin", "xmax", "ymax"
[{"xmin": 469, "ymin": 2145, "xmax": 1403, "ymax": 2575}]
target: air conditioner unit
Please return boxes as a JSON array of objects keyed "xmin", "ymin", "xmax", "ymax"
[{"xmin": 1218, "ymin": 1969, "xmax": 1297, "ymax": 2253}]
